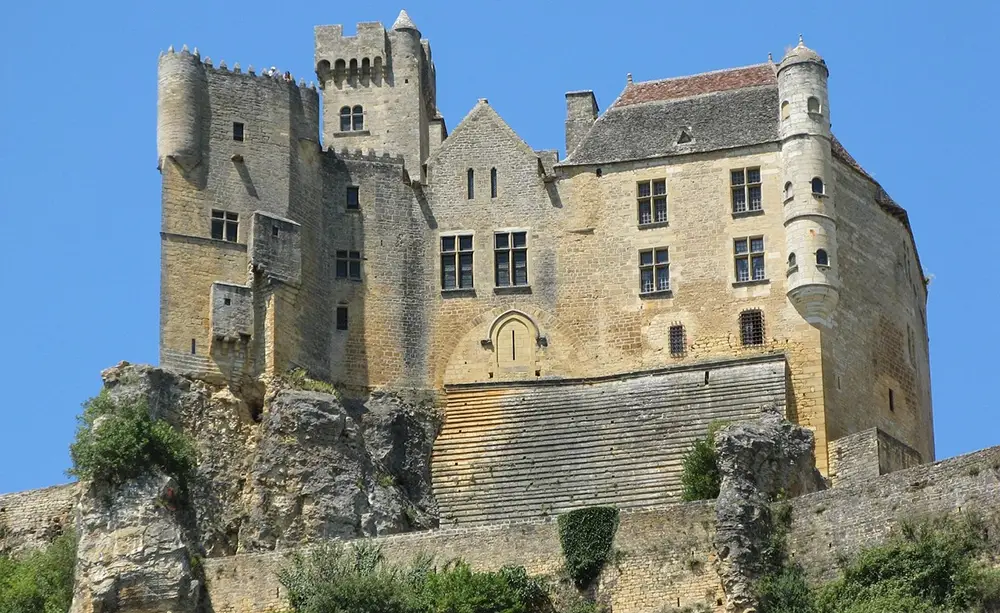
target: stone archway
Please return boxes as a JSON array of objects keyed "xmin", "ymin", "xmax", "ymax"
[{"xmin": 489, "ymin": 311, "xmax": 538, "ymax": 376}]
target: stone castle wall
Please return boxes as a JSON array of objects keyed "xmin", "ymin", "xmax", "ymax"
[
  {"xmin": 0, "ymin": 483, "xmax": 77, "ymax": 555},
  {"xmin": 201, "ymin": 443, "xmax": 1000, "ymax": 613}
]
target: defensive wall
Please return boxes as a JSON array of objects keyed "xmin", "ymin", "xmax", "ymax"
[{"xmin": 201, "ymin": 441, "xmax": 1000, "ymax": 613}]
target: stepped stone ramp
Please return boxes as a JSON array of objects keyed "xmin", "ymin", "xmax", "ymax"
[{"xmin": 432, "ymin": 354, "xmax": 787, "ymax": 526}]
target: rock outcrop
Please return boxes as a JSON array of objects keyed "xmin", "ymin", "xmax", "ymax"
[
  {"xmin": 71, "ymin": 473, "xmax": 201, "ymax": 613},
  {"xmin": 713, "ymin": 408, "xmax": 826, "ymax": 613},
  {"xmin": 97, "ymin": 362, "xmax": 440, "ymax": 555}
]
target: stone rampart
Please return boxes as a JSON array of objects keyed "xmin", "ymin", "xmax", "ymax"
[
  {"xmin": 202, "ymin": 443, "xmax": 1000, "ymax": 613},
  {"xmin": 0, "ymin": 483, "xmax": 78, "ymax": 554}
]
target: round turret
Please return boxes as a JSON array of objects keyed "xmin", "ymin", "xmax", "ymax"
[
  {"xmin": 157, "ymin": 47, "xmax": 208, "ymax": 170},
  {"xmin": 778, "ymin": 36, "xmax": 839, "ymax": 326}
]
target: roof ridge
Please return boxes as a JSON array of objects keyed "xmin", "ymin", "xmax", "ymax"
[{"xmin": 629, "ymin": 62, "xmax": 772, "ymax": 87}]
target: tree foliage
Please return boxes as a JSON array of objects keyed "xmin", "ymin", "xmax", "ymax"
[
  {"xmin": 278, "ymin": 541, "xmax": 550, "ymax": 613},
  {"xmin": 680, "ymin": 422, "xmax": 725, "ymax": 502},
  {"xmin": 0, "ymin": 533, "xmax": 76, "ymax": 613},
  {"xmin": 68, "ymin": 389, "xmax": 196, "ymax": 487}
]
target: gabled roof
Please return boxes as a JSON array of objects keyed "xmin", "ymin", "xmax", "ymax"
[{"xmin": 425, "ymin": 99, "xmax": 538, "ymax": 169}]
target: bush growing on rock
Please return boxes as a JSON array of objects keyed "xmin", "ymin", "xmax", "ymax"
[
  {"xmin": 68, "ymin": 389, "xmax": 196, "ymax": 487},
  {"xmin": 279, "ymin": 541, "xmax": 550, "ymax": 613},
  {"xmin": 680, "ymin": 422, "xmax": 724, "ymax": 502},
  {"xmin": 0, "ymin": 532, "xmax": 76, "ymax": 613}
]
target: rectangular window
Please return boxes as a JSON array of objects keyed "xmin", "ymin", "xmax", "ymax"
[
  {"xmin": 211, "ymin": 210, "xmax": 239, "ymax": 242},
  {"xmin": 233, "ymin": 122, "xmax": 245, "ymax": 142},
  {"xmin": 637, "ymin": 179, "xmax": 668, "ymax": 225},
  {"xmin": 734, "ymin": 236, "xmax": 766, "ymax": 282},
  {"xmin": 336, "ymin": 306, "xmax": 348, "ymax": 331},
  {"xmin": 441, "ymin": 234, "xmax": 474, "ymax": 290},
  {"xmin": 739, "ymin": 310, "xmax": 765, "ymax": 346},
  {"xmin": 495, "ymin": 231, "xmax": 528, "ymax": 287},
  {"xmin": 639, "ymin": 247, "xmax": 670, "ymax": 294},
  {"xmin": 668, "ymin": 324, "xmax": 686, "ymax": 357},
  {"xmin": 335, "ymin": 250, "xmax": 362, "ymax": 280},
  {"xmin": 346, "ymin": 186, "xmax": 360, "ymax": 210},
  {"xmin": 731, "ymin": 167, "xmax": 762, "ymax": 213}
]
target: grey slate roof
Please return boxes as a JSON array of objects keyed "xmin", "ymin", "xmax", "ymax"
[{"xmin": 561, "ymin": 84, "xmax": 780, "ymax": 166}]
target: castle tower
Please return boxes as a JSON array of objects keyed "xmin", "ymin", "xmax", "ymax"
[
  {"xmin": 778, "ymin": 37, "xmax": 840, "ymax": 326},
  {"xmin": 157, "ymin": 46, "xmax": 208, "ymax": 171},
  {"xmin": 315, "ymin": 10, "xmax": 439, "ymax": 175}
]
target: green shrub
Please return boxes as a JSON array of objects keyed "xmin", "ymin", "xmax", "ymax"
[
  {"xmin": 278, "ymin": 541, "xmax": 550, "ymax": 613},
  {"xmin": 0, "ymin": 532, "xmax": 76, "ymax": 613},
  {"xmin": 68, "ymin": 390, "xmax": 196, "ymax": 487},
  {"xmin": 757, "ymin": 564, "xmax": 813, "ymax": 613},
  {"xmin": 680, "ymin": 423, "xmax": 725, "ymax": 502},
  {"xmin": 287, "ymin": 368, "xmax": 336, "ymax": 395},
  {"xmin": 557, "ymin": 506, "xmax": 620, "ymax": 588}
]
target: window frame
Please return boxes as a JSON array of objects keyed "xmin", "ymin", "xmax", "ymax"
[
  {"xmin": 211, "ymin": 209, "xmax": 239, "ymax": 242},
  {"xmin": 816, "ymin": 249, "xmax": 830, "ymax": 267},
  {"xmin": 731, "ymin": 167, "xmax": 763, "ymax": 214},
  {"xmin": 811, "ymin": 177, "xmax": 825, "ymax": 195},
  {"xmin": 739, "ymin": 309, "xmax": 765, "ymax": 347},
  {"xmin": 467, "ymin": 169, "xmax": 475, "ymax": 200},
  {"xmin": 336, "ymin": 305, "xmax": 349, "ymax": 331},
  {"xmin": 734, "ymin": 236, "xmax": 767, "ymax": 283},
  {"xmin": 351, "ymin": 105, "xmax": 364, "ymax": 131},
  {"xmin": 346, "ymin": 186, "xmax": 360, "ymax": 210},
  {"xmin": 335, "ymin": 250, "xmax": 363, "ymax": 281},
  {"xmin": 440, "ymin": 232, "xmax": 475, "ymax": 290},
  {"xmin": 636, "ymin": 178, "xmax": 668, "ymax": 226},
  {"xmin": 339, "ymin": 106, "xmax": 351, "ymax": 132},
  {"xmin": 639, "ymin": 247, "xmax": 670, "ymax": 295},
  {"xmin": 490, "ymin": 167, "xmax": 498, "ymax": 199},
  {"xmin": 232, "ymin": 121, "xmax": 245, "ymax": 142},
  {"xmin": 494, "ymin": 230, "xmax": 529, "ymax": 288}
]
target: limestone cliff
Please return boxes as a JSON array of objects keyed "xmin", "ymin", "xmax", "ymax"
[{"xmin": 98, "ymin": 362, "xmax": 440, "ymax": 556}]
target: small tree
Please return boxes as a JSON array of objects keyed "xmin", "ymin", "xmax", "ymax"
[{"xmin": 680, "ymin": 422, "xmax": 725, "ymax": 502}]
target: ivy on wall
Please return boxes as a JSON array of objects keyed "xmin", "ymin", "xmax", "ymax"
[{"xmin": 557, "ymin": 506, "xmax": 620, "ymax": 588}]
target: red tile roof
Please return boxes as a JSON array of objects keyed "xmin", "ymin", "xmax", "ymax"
[{"xmin": 615, "ymin": 64, "xmax": 777, "ymax": 108}]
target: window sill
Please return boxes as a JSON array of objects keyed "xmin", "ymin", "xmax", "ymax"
[
  {"xmin": 786, "ymin": 265, "xmax": 799, "ymax": 276},
  {"xmin": 812, "ymin": 192, "xmax": 828, "ymax": 198},
  {"xmin": 639, "ymin": 289, "xmax": 673, "ymax": 299},
  {"xmin": 783, "ymin": 196, "xmax": 794, "ymax": 205},
  {"xmin": 441, "ymin": 288, "xmax": 476, "ymax": 298},
  {"xmin": 345, "ymin": 206, "xmax": 361, "ymax": 213},
  {"xmin": 732, "ymin": 279, "xmax": 770, "ymax": 288},
  {"xmin": 816, "ymin": 264, "xmax": 832, "ymax": 271},
  {"xmin": 638, "ymin": 221, "xmax": 670, "ymax": 230},
  {"xmin": 494, "ymin": 285, "xmax": 532, "ymax": 295},
  {"xmin": 335, "ymin": 277, "xmax": 363, "ymax": 283},
  {"xmin": 332, "ymin": 130, "xmax": 371, "ymax": 137},
  {"xmin": 732, "ymin": 208, "xmax": 765, "ymax": 219}
]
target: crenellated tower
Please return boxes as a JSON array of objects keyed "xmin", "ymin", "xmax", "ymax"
[
  {"xmin": 314, "ymin": 10, "xmax": 442, "ymax": 178},
  {"xmin": 779, "ymin": 37, "xmax": 840, "ymax": 326}
]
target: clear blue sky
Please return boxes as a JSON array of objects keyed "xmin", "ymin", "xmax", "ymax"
[{"xmin": 0, "ymin": 0, "xmax": 996, "ymax": 494}]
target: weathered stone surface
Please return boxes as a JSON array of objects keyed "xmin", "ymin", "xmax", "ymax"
[
  {"xmin": 70, "ymin": 473, "xmax": 201, "ymax": 613},
  {"xmin": 712, "ymin": 408, "xmax": 825, "ymax": 613}
]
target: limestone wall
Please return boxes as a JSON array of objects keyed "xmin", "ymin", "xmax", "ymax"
[
  {"xmin": 201, "ymin": 443, "xmax": 1000, "ymax": 613},
  {"xmin": 0, "ymin": 483, "xmax": 77, "ymax": 554}
]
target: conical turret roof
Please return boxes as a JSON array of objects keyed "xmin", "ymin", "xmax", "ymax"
[
  {"xmin": 392, "ymin": 9, "xmax": 419, "ymax": 32},
  {"xmin": 779, "ymin": 34, "xmax": 825, "ymax": 71}
]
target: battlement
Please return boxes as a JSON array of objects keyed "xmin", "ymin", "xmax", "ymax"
[
  {"xmin": 159, "ymin": 45, "xmax": 319, "ymax": 94},
  {"xmin": 326, "ymin": 146, "xmax": 406, "ymax": 165}
]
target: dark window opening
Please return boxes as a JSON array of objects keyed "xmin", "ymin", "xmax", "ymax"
[
  {"xmin": 190, "ymin": 339, "xmax": 196, "ymax": 355},
  {"xmin": 211, "ymin": 210, "xmax": 239, "ymax": 242},
  {"xmin": 339, "ymin": 106, "xmax": 351, "ymax": 132},
  {"xmin": 352, "ymin": 105, "xmax": 364, "ymax": 131},
  {"xmin": 441, "ymin": 234, "xmax": 474, "ymax": 289},
  {"xmin": 812, "ymin": 177, "xmax": 825, "ymax": 194},
  {"xmin": 346, "ymin": 186, "xmax": 360, "ymax": 210},
  {"xmin": 494, "ymin": 231, "xmax": 528, "ymax": 287},
  {"xmin": 734, "ymin": 236, "xmax": 766, "ymax": 282},
  {"xmin": 816, "ymin": 249, "xmax": 829, "ymax": 266},
  {"xmin": 788, "ymin": 252, "xmax": 797, "ymax": 268},
  {"xmin": 467, "ymin": 168, "xmax": 475, "ymax": 199},
  {"xmin": 739, "ymin": 309, "xmax": 765, "ymax": 347},
  {"xmin": 335, "ymin": 250, "xmax": 363, "ymax": 280},
  {"xmin": 224, "ymin": 297, "xmax": 231, "ymax": 306},
  {"xmin": 669, "ymin": 324, "xmax": 686, "ymax": 357},
  {"xmin": 272, "ymin": 226, "xmax": 279, "ymax": 237},
  {"xmin": 232, "ymin": 122, "xmax": 245, "ymax": 142},
  {"xmin": 639, "ymin": 247, "xmax": 670, "ymax": 293},
  {"xmin": 336, "ymin": 306, "xmax": 348, "ymax": 331},
  {"xmin": 889, "ymin": 388, "xmax": 895, "ymax": 412},
  {"xmin": 490, "ymin": 167, "xmax": 498, "ymax": 198}
]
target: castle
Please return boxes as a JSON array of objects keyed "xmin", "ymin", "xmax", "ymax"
[{"xmin": 156, "ymin": 11, "xmax": 932, "ymax": 524}]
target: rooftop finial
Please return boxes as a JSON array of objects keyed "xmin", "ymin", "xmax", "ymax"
[
  {"xmin": 798, "ymin": 33, "xmax": 804, "ymax": 46},
  {"xmin": 768, "ymin": 52, "xmax": 773, "ymax": 63},
  {"xmin": 626, "ymin": 73, "xmax": 633, "ymax": 85},
  {"xmin": 392, "ymin": 9, "xmax": 419, "ymax": 32}
]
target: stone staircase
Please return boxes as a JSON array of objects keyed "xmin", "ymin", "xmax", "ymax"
[{"xmin": 432, "ymin": 355, "xmax": 786, "ymax": 526}]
